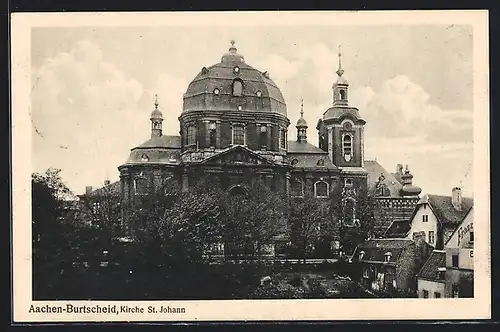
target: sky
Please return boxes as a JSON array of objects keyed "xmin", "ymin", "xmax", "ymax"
[{"xmin": 30, "ymin": 23, "xmax": 474, "ymax": 197}]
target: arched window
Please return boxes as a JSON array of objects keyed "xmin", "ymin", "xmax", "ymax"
[
  {"xmin": 134, "ymin": 176, "xmax": 148, "ymax": 196},
  {"xmin": 232, "ymin": 79, "xmax": 243, "ymax": 96},
  {"xmin": 153, "ymin": 121, "xmax": 160, "ymax": 129},
  {"xmin": 259, "ymin": 127, "xmax": 267, "ymax": 149},
  {"xmin": 208, "ymin": 122, "xmax": 217, "ymax": 147},
  {"xmin": 290, "ymin": 181, "xmax": 304, "ymax": 198},
  {"xmin": 314, "ymin": 181, "xmax": 329, "ymax": 198},
  {"xmin": 229, "ymin": 185, "xmax": 248, "ymax": 197},
  {"xmin": 345, "ymin": 178, "xmax": 353, "ymax": 187},
  {"xmin": 339, "ymin": 89, "xmax": 346, "ymax": 100},
  {"xmin": 186, "ymin": 125, "xmax": 196, "ymax": 146},
  {"xmin": 342, "ymin": 134, "xmax": 352, "ymax": 159}
]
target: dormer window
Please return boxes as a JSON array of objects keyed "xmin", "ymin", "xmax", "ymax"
[
  {"xmin": 359, "ymin": 250, "xmax": 365, "ymax": 260},
  {"xmin": 232, "ymin": 79, "xmax": 243, "ymax": 96},
  {"xmin": 317, "ymin": 159, "xmax": 325, "ymax": 166},
  {"xmin": 141, "ymin": 154, "xmax": 149, "ymax": 162},
  {"xmin": 384, "ymin": 251, "xmax": 392, "ymax": 262},
  {"xmin": 291, "ymin": 159, "xmax": 298, "ymax": 166}
]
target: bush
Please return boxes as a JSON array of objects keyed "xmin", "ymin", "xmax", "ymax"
[{"xmin": 247, "ymin": 283, "xmax": 304, "ymax": 299}]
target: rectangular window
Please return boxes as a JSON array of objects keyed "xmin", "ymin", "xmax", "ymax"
[
  {"xmin": 134, "ymin": 177, "xmax": 149, "ymax": 196},
  {"xmin": 232, "ymin": 125, "xmax": 245, "ymax": 145},
  {"xmin": 423, "ymin": 290, "xmax": 429, "ymax": 298},
  {"xmin": 434, "ymin": 292, "xmax": 441, "ymax": 298},
  {"xmin": 452, "ymin": 285, "xmax": 459, "ymax": 298},
  {"xmin": 452, "ymin": 254, "xmax": 459, "ymax": 268},
  {"xmin": 363, "ymin": 268, "xmax": 369, "ymax": 278},
  {"xmin": 186, "ymin": 125, "xmax": 196, "ymax": 146},
  {"xmin": 422, "ymin": 215, "xmax": 429, "ymax": 222},
  {"xmin": 470, "ymin": 231, "xmax": 474, "ymax": 243},
  {"xmin": 279, "ymin": 128, "xmax": 287, "ymax": 149},
  {"xmin": 428, "ymin": 231, "xmax": 435, "ymax": 244}
]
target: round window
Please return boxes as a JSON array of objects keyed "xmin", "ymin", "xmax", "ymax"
[
  {"xmin": 291, "ymin": 159, "xmax": 299, "ymax": 166},
  {"xmin": 256, "ymin": 90, "xmax": 262, "ymax": 97},
  {"xmin": 234, "ymin": 66, "xmax": 240, "ymax": 73},
  {"xmin": 213, "ymin": 88, "xmax": 220, "ymax": 95}
]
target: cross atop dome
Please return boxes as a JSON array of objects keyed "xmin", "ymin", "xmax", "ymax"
[
  {"xmin": 300, "ymin": 98, "xmax": 304, "ymax": 118},
  {"xmin": 336, "ymin": 45, "xmax": 345, "ymax": 77},
  {"xmin": 229, "ymin": 40, "xmax": 237, "ymax": 52},
  {"xmin": 154, "ymin": 94, "xmax": 159, "ymax": 109}
]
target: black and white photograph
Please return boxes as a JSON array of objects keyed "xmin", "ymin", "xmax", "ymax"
[{"xmin": 11, "ymin": 10, "xmax": 490, "ymax": 322}]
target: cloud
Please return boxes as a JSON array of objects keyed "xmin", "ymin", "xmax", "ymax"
[{"xmin": 31, "ymin": 39, "xmax": 185, "ymax": 193}]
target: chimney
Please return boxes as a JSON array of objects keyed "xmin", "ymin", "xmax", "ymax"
[
  {"xmin": 452, "ymin": 187, "xmax": 462, "ymax": 211},
  {"xmin": 396, "ymin": 164, "xmax": 403, "ymax": 176},
  {"xmin": 85, "ymin": 186, "xmax": 93, "ymax": 196}
]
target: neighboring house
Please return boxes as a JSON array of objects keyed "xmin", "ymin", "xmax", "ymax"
[
  {"xmin": 352, "ymin": 238, "xmax": 431, "ymax": 297},
  {"xmin": 444, "ymin": 207, "xmax": 474, "ymax": 298},
  {"xmin": 78, "ymin": 180, "xmax": 121, "ymax": 227},
  {"xmin": 416, "ymin": 250, "xmax": 446, "ymax": 299},
  {"xmin": 364, "ymin": 162, "xmax": 422, "ymax": 237},
  {"xmin": 384, "ymin": 219, "xmax": 411, "ymax": 238},
  {"xmin": 406, "ymin": 187, "xmax": 473, "ymax": 250}
]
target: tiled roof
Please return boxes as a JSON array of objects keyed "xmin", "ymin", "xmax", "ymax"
[
  {"xmin": 287, "ymin": 141, "xmax": 328, "ymax": 154},
  {"xmin": 133, "ymin": 135, "xmax": 181, "ymax": 150},
  {"xmin": 384, "ymin": 219, "xmax": 411, "ymax": 238},
  {"xmin": 353, "ymin": 238, "xmax": 414, "ymax": 264},
  {"xmin": 323, "ymin": 106, "xmax": 365, "ymax": 123},
  {"xmin": 288, "ymin": 154, "xmax": 338, "ymax": 170},
  {"xmin": 417, "ymin": 250, "xmax": 446, "ymax": 282},
  {"xmin": 364, "ymin": 160, "xmax": 403, "ymax": 197},
  {"xmin": 87, "ymin": 181, "xmax": 121, "ymax": 198},
  {"xmin": 419, "ymin": 194, "xmax": 473, "ymax": 225}
]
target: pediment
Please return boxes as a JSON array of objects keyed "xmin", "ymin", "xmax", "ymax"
[{"xmin": 201, "ymin": 146, "xmax": 274, "ymax": 166}]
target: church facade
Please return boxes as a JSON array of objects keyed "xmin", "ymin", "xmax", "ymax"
[{"xmin": 116, "ymin": 41, "xmax": 420, "ymax": 236}]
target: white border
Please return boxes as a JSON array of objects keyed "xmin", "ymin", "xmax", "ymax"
[{"xmin": 11, "ymin": 10, "xmax": 490, "ymax": 322}]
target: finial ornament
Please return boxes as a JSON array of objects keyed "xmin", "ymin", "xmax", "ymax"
[
  {"xmin": 230, "ymin": 40, "xmax": 235, "ymax": 47},
  {"xmin": 336, "ymin": 45, "xmax": 344, "ymax": 77},
  {"xmin": 229, "ymin": 40, "xmax": 237, "ymax": 52},
  {"xmin": 300, "ymin": 98, "xmax": 304, "ymax": 117},
  {"xmin": 154, "ymin": 94, "xmax": 159, "ymax": 109}
]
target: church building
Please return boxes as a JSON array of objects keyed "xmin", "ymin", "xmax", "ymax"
[{"xmin": 116, "ymin": 41, "xmax": 420, "ymax": 234}]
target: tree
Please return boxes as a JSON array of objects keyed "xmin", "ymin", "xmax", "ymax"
[
  {"xmin": 288, "ymin": 193, "xmax": 333, "ymax": 263},
  {"xmin": 220, "ymin": 179, "xmax": 288, "ymax": 261},
  {"xmin": 330, "ymin": 184, "xmax": 376, "ymax": 255},
  {"xmin": 79, "ymin": 181, "xmax": 122, "ymax": 233}
]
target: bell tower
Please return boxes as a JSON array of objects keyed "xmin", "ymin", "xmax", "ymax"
[{"xmin": 296, "ymin": 98, "xmax": 308, "ymax": 143}]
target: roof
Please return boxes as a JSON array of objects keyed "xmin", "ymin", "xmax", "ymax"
[
  {"xmin": 86, "ymin": 181, "xmax": 120, "ymax": 198},
  {"xmin": 323, "ymin": 106, "xmax": 365, "ymax": 123},
  {"xmin": 384, "ymin": 219, "xmax": 411, "ymax": 238},
  {"xmin": 417, "ymin": 194, "xmax": 473, "ymax": 226},
  {"xmin": 183, "ymin": 43, "xmax": 287, "ymax": 116},
  {"xmin": 296, "ymin": 117, "xmax": 308, "ymax": 127},
  {"xmin": 364, "ymin": 160, "xmax": 403, "ymax": 197},
  {"xmin": 132, "ymin": 135, "xmax": 181, "ymax": 150},
  {"xmin": 417, "ymin": 250, "xmax": 446, "ymax": 282},
  {"xmin": 353, "ymin": 238, "xmax": 414, "ymax": 264},
  {"xmin": 287, "ymin": 141, "xmax": 328, "ymax": 154},
  {"xmin": 288, "ymin": 154, "xmax": 338, "ymax": 171}
]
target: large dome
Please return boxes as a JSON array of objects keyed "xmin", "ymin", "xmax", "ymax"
[{"xmin": 182, "ymin": 41, "xmax": 287, "ymax": 116}]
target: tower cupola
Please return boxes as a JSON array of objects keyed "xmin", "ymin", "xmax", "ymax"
[
  {"xmin": 296, "ymin": 98, "xmax": 308, "ymax": 143},
  {"xmin": 150, "ymin": 94, "xmax": 163, "ymax": 138},
  {"xmin": 332, "ymin": 45, "xmax": 349, "ymax": 106}
]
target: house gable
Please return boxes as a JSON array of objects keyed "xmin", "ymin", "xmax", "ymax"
[{"xmin": 407, "ymin": 203, "xmax": 439, "ymax": 248}]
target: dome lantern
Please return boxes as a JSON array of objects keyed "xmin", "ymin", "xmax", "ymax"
[
  {"xmin": 221, "ymin": 40, "xmax": 245, "ymax": 63},
  {"xmin": 332, "ymin": 45, "xmax": 349, "ymax": 106},
  {"xmin": 150, "ymin": 94, "xmax": 163, "ymax": 138},
  {"xmin": 296, "ymin": 98, "xmax": 308, "ymax": 143}
]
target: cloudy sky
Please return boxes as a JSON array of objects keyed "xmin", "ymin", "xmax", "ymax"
[{"xmin": 30, "ymin": 23, "xmax": 474, "ymax": 197}]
